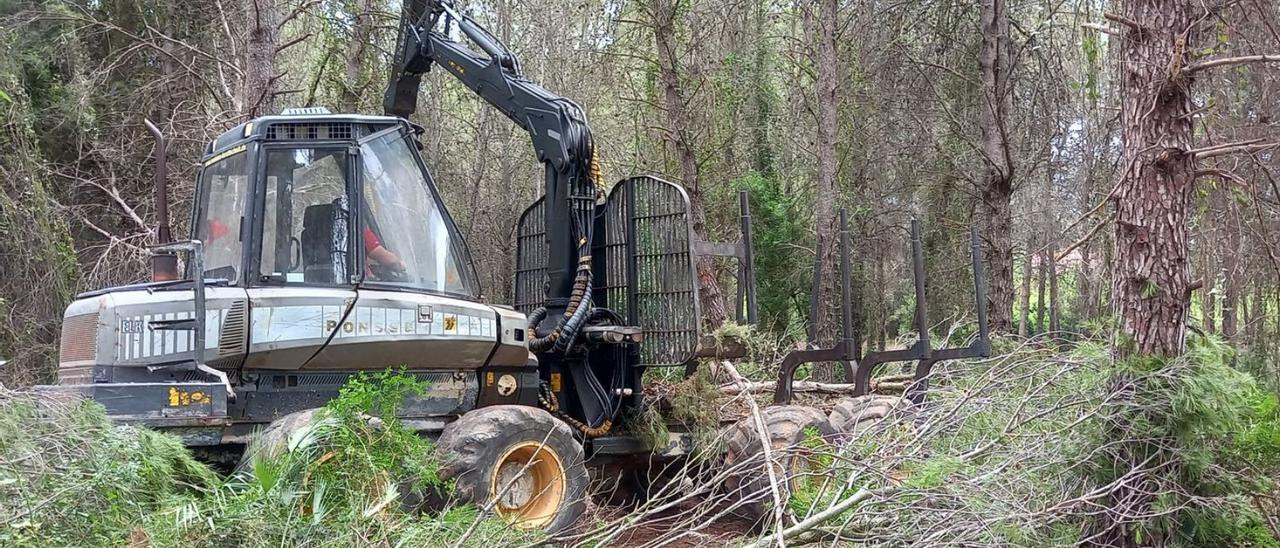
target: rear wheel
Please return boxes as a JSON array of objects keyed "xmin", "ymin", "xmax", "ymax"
[
  {"xmin": 437, "ymin": 405, "xmax": 588, "ymax": 534},
  {"xmin": 722, "ymin": 405, "xmax": 836, "ymax": 524},
  {"xmin": 828, "ymin": 395, "xmax": 908, "ymax": 435}
]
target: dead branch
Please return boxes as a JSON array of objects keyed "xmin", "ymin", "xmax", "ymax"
[
  {"xmin": 742, "ymin": 376, "xmax": 787, "ymax": 545},
  {"xmin": 1184, "ymin": 53, "xmax": 1280, "ymax": 74},
  {"xmin": 1081, "ymin": 23, "xmax": 1122, "ymax": 36},
  {"xmin": 1103, "ymin": 12, "xmax": 1142, "ymax": 32},
  {"xmin": 275, "ymin": 33, "xmax": 312, "ymax": 54},
  {"xmin": 1194, "ymin": 168, "xmax": 1248, "ymax": 187},
  {"xmin": 1056, "ymin": 212, "xmax": 1115, "ymax": 262},
  {"xmin": 750, "ymin": 487, "xmax": 881, "ymax": 547},
  {"xmin": 278, "ymin": 0, "xmax": 322, "ymax": 29},
  {"xmin": 1190, "ymin": 139, "xmax": 1277, "ymax": 161}
]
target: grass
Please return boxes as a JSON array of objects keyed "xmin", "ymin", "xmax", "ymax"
[{"xmin": 0, "ymin": 372, "xmax": 541, "ymax": 547}]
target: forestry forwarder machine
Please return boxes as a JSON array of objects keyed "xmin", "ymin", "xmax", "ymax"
[{"xmin": 43, "ymin": 0, "xmax": 992, "ymax": 533}]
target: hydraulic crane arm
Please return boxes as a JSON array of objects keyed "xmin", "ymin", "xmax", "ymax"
[{"xmin": 384, "ymin": 0, "xmax": 601, "ymax": 356}]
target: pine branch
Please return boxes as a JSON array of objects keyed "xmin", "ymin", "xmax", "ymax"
[
  {"xmin": 1184, "ymin": 54, "xmax": 1280, "ymax": 74},
  {"xmin": 1081, "ymin": 23, "xmax": 1122, "ymax": 36},
  {"xmin": 276, "ymin": 33, "xmax": 311, "ymax": 54},
  {"xmin": 1190, "ymin": 139, "xmax": 1277, "ymax": 160},
  {"xmin": 1056, "ymin": 213, "xmax": 1114, "ymax": 263},
  {"xmin": 1103, "ymin": 12, "xmax": 1141, "ymax": 32},
  {"xmin": 1193, "ymin": 168, "xmax": 1248, "ymax": 187}
]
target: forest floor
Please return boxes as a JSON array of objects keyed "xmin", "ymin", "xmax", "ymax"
[{"xmin": 2, "ymin": 336, "xmax": 1278, "ymax": 547}]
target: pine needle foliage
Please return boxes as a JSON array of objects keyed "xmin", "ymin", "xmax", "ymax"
[{"xmin": 0, "ymin": 371, "xmax": 541, "ymax": 547}]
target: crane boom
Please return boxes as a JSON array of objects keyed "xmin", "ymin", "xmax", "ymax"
[{"xmin": 385, "ymin": 0, "xmax": 600, "ymax": 357}]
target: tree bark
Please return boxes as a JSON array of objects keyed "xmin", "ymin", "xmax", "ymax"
[
  {"xmin": 1202, "ymin": 244, "xmax": 1217, "ymax": 333},
  {"xmin": 1049, "ymin": 240, "xmax": 1060, "ymax": 334},
  {"xmin": 1222, "ymin": 204, "xmax": 1240, "ymax": 340},
  {"xmin": 1109, "ymin": 0, "xmax": 1195, "ymax": 358},
  {"xmin": 1079, "ymin": 241, "xmax": 1096, "ymax": 325},
  {"xmin": 1092, "ymin": 0, "xmax": 1199, "ymax": 545},
  {"xmin": 339, "ymin": 0, "xmax": 377, "ymax": 112},
  {"xmin": 1018, "ymin": 240, "xmax": 1033, "ymax": 337},
  {"xmin": 650, "ymin": 0, "xmax": 729, "ymax": 329},
  {"xmin": 1036, "ymin": 247, "xmax": 1047, "ymax": 335},
  {"xmin": 977, "ymin": 0, "xmax": 1016, "ymax": 333},
  {"xmin": 240, "ymin": 0, "xmax": 279, "ymax": 117},
  {"xmin": 810, "ymin": 0, "xmax": 840, "ymax": 381}
]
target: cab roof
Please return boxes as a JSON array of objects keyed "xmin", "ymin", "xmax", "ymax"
[{"xmin": 205, "ymin": 111, "xmax": 412, "ymax": 158}]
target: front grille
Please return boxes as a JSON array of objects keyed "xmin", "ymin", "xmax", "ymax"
[
  {"xmin": 270, "ymin": 371, "xmax": 456, "ymax": 389},
  {"xmin": 266, "ymin": 122, "xmax": 353, "ymax": 141},
  {"xmin": 59, "ymin": 312, "xmax": 99, "ymax": 364}
]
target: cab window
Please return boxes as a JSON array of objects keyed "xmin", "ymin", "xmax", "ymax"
[
  {"xmin": 359, "ymin": 130, "xmax": 477, "ymax": 296},
  {"xmin": 259, "ymin": 148, "xmax": 352, "ymax": 284},
  {"xmin": 195, "ymin": 150, "xmax": 249, "ymax": 282}
]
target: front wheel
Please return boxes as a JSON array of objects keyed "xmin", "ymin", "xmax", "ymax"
[{"xmin": 436, "ymin": 405, "xmax": 588, "ymax": 534}]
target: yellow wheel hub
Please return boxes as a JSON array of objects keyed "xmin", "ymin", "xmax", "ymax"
[{"xmin": 491, "ymin": 441, "xmax": 566, "ymax": 529}]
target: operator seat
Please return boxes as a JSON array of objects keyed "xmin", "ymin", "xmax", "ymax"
[{"xmin": 301, "ymin": 201, "xmax": 347, "ymax": 284}]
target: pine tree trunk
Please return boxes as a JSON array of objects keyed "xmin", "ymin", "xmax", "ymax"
[
  {"xmin": 876, "ymin": 249, "xmax": 887, "ymax": 351},
  {"xmin": 1246, "ymin": 283, "xmax": 1263, "ymax": 343},
  {"xmin": 1036, "ymin": 248, "xmax": 1047, "ymax": 335},
  {"xmin": 1049, "ymin": 240, "xmax": 1060, "ymax": 334},
  {"xmin": 1202, "ymin": 246, "xmax": 1217, "ymax": 333},
  {"xmin": 240, "ymin": 0, "xmax": 279, "ymax": 118},
  {"xmin": 650, "ymin": 0, "xmax": 729, "ymax": 329},
  {"xmin": 1109, "ymin": 0, "xmax": 1195, "ymax": 358},
  {"xmin": 1092, "ymin": 0, "xmax": 1198, "ymax": 545},
  {"xmin": 1222, "ymin": 207, "xmax": 1240, "ymax": 340},
  {"xmin": 1079, "ymin": 242, "xmax": 1095, "ymax": 325},
  {"xmin": 1018, "ymin": 240, "xmax": 1033, "ymax": 337},
  {"xmin": 340, "ymin": 0, "xmax": 377, "ymax": 112},
  {"xmin": 809, "ymin": 0, "xmax": 840, "ymax": 382},
  {"xmin": 977, "ymin": 0, "xmax": 1015, "ymax": 333},
  {"xmin": 749, "ymin": 3, "xmax": 774, "ymax": 176}
]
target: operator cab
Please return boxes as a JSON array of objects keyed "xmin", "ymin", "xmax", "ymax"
[
  {"xmin": 199, "ymin": 107, "xmax": 478, "ymax": 297},
  {"xmin": 56, "ymin": 108, "xmax": 529, "ymax": 388}
]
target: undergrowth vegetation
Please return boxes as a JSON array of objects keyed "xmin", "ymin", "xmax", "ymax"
[
  {"xmin": 0, "ymin": 371, "xmax": 539, "ymax": 547},
  {"xmin": 763, "ymin": 335, "xmax": 1280, "ymax": 547},
  {"xmin": 2, "ymin": 339, "xmax": 1277, "ymax": 547}
]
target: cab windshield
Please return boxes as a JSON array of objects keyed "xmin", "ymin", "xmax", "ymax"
[{"xmin": 359, "ymin": 130, "xmax": 477, "ymax": 296}]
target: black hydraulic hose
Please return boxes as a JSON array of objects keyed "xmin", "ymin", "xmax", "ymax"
[{"xmin": 528, "ymin": 258, "xmax": 594, "ymax": 354}]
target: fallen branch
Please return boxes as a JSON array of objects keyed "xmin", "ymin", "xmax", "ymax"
[
  {"xmin": 750, "ymin": 487, "xmax": 884, "ymax": 547},
  {"xmin": 742, "ymin": 378, "xmax": 787, "ymax": 545},
  {"xmin": 711, "ymin": 360, "xmax": 748, "ymax": 385}
]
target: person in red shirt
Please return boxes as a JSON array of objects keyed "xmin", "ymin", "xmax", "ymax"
[{"xmin": 363, "ymin": 226, "xmax": 407, "ymax": 279}]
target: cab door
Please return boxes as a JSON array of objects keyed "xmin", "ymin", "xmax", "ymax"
[
  {"xmin": 244, "ymin": 142, "xmax": 359, "ymax": 370},
  {"xmin": 302, "ymin": 125, "xmax": 498, "ymax": 371}
]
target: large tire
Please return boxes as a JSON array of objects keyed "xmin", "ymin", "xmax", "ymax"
[
  {"xmin": 828, "ymin": 395, "xmax": 908, "ymax": 435},
  {"xmin": 437, "ymin": 405, "xmax": 588, "ymax": 534},
  {"xmin": 722, "ymin": 405, "xmax": 837, "ymax": 524},
  {"xmin": 236, "ymin": 408, "xmax": 326, "ymax": 472}
]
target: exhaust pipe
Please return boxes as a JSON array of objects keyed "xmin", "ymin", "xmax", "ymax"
[{"xmin": 144, "ymin": 119, "xmax": 179, "ymax": 282}]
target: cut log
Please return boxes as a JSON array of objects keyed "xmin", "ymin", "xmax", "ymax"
[
  {"xmin": 696, "ymin": 335, "xmax": 749, "ymax": 360},
  {"xmin": 718, "ymin": 376, "xmax": 913, "ymax": 396}
]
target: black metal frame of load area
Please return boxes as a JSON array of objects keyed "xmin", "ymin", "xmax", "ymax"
[
  {"xmin": 772, "ymin": 212, "xmax": 991, "ymax": 405},
  {"xmin": 691, "ymin": 190, "xmax": 758, "ymax": 326}
]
